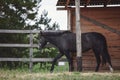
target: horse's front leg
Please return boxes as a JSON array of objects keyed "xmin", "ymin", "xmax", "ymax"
[{"xmin": 50, "ymin": 53, "xmax": 63, "ymax": 73}]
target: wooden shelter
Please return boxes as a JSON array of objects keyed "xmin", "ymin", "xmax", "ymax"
[{"xmin": 56, "ymin": 0, "xmax": 120, "ymax": 71}]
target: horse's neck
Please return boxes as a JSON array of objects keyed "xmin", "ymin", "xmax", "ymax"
[
  {"xmin": 41, "ymin": 31, "xmax": 72, "ymax": 37},
  {"xmin": 45, "ymin": 36, "xmax": 60, "ymax": 46},
  {"xmin": 42, "ymin": 31, "xmax": 64, "ymax": 36}
]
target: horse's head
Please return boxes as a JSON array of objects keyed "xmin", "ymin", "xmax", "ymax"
[{"xmin": 38, "ymin": 31, "xmax": 47, "ymax": 49}]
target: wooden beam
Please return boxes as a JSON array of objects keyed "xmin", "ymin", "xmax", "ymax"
[
  {"xmin": 86, "ymin": 0, "xmax": 91, "ymax": 4},
  {"xmin": 67, "ymin": 9, "xmax": 71, "ymax": 30},
  {"xmin": 106, "ymin": 0, "xmax": 111, "ymax": 4},
  {"xmin": 0, "ymin": 30, "xmax": 40, "ymax": 33},
  {"xmin": 65, "ymin": 0, "xmax": 70, "ymax": 9},
  {"xmin": 104, "ymin": 0, "xmax": 111, "ymax": 7},
  {"xmin": 0, "ymin": 44, "xmax": 38, "ymax": 47},
  {"xmin": 0, "ymin": 58, "xmax": 53, "ymax": 62},
  {"xmin": 85, "ymin": 0, "xmax": 91, "ymax": 7},
  {"xmin": 75, "ymin": 0, "xmax": 82, "ymax": 72},
  {"xmin": 0, "ymin": 58, "xmax": 67, "ymax": 62},
  {"xmin": 57, "ymin": 7, "xmax": 67, "ymax": 10}
]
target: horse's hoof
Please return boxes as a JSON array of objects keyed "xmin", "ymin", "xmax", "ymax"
[
  {"xmin": 110, "ymin": 68, "xmax": 114, "ymax": 73},
  {"xmin": 95, "ymin": 70, "xmax": 98, "ymax": 72}
]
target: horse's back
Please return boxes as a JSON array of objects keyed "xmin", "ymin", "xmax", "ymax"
[
  {"xmin": 61, "ymin": 31, "xmax": 106, "ymax": 52},
  {"xmin": 62, "ymin": 32, "xmax": 105, "ymax": 40},
  {"xmin": 61, "ymin": 31, "xmax": 106, "ymax": 46}
]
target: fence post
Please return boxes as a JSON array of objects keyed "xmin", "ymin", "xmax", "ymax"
[{"xmin": 29, "ymin": 31, "xmax": 33, "ymax": 72}]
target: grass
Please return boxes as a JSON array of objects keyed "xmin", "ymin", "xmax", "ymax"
[
  {"xmin": 0, "ymin": 69, "xmax": 120, "ymax": 80},
  {"xmin": 0, "ymin": 62, "xmax": 120, "ymax": 80}
]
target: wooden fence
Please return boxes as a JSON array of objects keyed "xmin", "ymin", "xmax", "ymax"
[{"xmin": 0, "ymin": 30, "xmax": 55, "ymax": 72}]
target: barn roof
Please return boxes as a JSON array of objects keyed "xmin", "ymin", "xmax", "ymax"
[{"xmin": 57, "ymin": 0, "xmax": 120, "ymax": 7}]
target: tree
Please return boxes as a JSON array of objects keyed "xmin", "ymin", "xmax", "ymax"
[
  {"xmin": 0, "ymin": 0, "xmax": 42, "ymax": 68},
  {"xmin": 0, "ymin": 0, "xmax": 41, "ymax": 29}
]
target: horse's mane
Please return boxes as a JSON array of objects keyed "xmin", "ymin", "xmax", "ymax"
[{"xmin": 40, "ymin": 30, "xmax": 72, "ymax": 36}]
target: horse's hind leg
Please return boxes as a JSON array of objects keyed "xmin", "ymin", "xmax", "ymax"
[
  {"xmin": 93, "ymin": 49, "xmax": 101, "ymax": 72},
  {"xmin": 102, "ymin": 47, "xmax": 114, "ymax": 72},
  {"xmin": 106, "ymin": 53, "xmax": 114, "ymax": 72},
  {"xmin": 95, "ymin": 56, "xmax": 101, "ymax": 72},
  {"xmin": 50, "ymin": 53, "xmax": 63, "ymax": 73},
  {"xmin": 108, "ymin": 64, "xmax": 114, "ymax": 72},
  {"xmin": 64, "ymin": 51, "xmax": 73, "ymax": 72}
]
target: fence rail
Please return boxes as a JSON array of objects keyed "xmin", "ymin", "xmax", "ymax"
[
  {"xmin": 0, "ymin": 58, "xmax": 67, "ymax": 62},
  {"xmin": 0, "ymin": 58, "xmax": 53, "ymax": 62},
  {"xmin": 0, "ymin": 30, "xmax": 40, "ymax": 33},
  {"xmin": 0, "ymin": 29, "xmax": 55, "ymax": 72},
  {"xmin": 0, "ymin": 44, "xmax": 38, "ymax": 47}
]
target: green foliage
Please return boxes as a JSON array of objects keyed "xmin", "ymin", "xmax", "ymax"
[
  {"xmin": 0, "ymin": 0, "xmax": 41, "ymax": 59},
  {"xmin": 34, "ymin": 47, "xmax": 59, "ymax": 58},
  {"xmin": 0, "ymin": 0, "xmax": 41, "ymax": 29},
  {"xmin": 33, "ymin": 47, "xmax": 59, "ymax": 71}
]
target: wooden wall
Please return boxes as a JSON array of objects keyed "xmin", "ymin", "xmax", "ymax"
[{"xmin": 70, "ymin": 7, "xmax": 120, "ymax": 71}]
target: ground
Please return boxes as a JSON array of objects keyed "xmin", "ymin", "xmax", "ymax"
[{"xmin": 0, "ymin": 69, "xmax": 120, "ymax": 80}]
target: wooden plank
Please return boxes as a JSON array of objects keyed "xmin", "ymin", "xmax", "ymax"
[
  {"xmin": 65, "ymin": 0, "xmax": 70, "ymax": 8},
  {"xmin": 0, "ymin": 30, "xmax": 40, "ymax": 33},
  {"xmin": 67, "ymin": 9, "xmax": 71, "ymax": 30},
  {"xmin": 0, "ymin": 58, "xmax": 53, "ymax": 62},
  {"xmin": 0, "ymin": 44, "xmax": 38, "ymax": 47},
  {"xmin": 0, "ymin": 30, "xmax": 68, "ymax": 34},
  {"xmin": 0, "ymin": 58, "xmax": 67, "ymax": 62}
]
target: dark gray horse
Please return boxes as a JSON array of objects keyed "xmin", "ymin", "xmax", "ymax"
[{"xmin": 39, "ymin": 30, "xmax": 113, "ymax": 72}]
